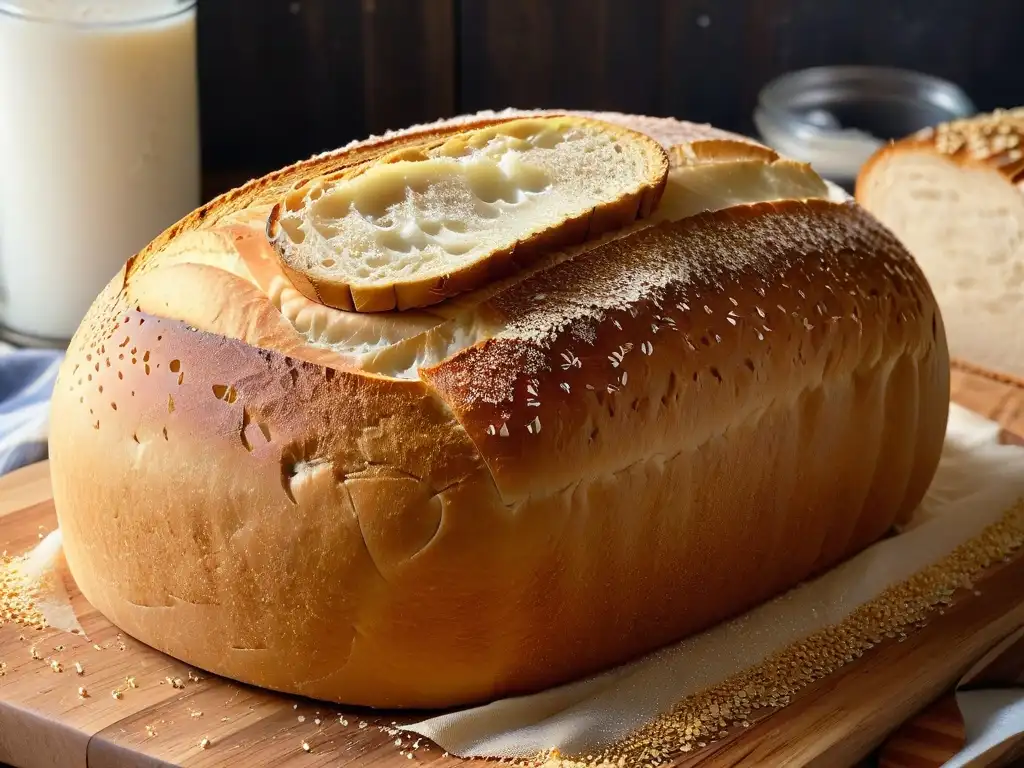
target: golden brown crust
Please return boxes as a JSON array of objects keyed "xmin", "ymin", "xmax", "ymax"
[
  {"xmin": 52, "ymin": 312, "xmax": 499, "ymax": 708},
  {"xmin": 421, "ymin": 199, "xmax": 944, "ymax": 503},
  {"xmin": 48, "ymin": 111, "xmax": 951, "ymax": 709}
]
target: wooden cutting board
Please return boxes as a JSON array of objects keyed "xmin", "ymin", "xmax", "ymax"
[{"xmin": 1, "ymin": 361, "xmax": 1023, "ymax": 768}]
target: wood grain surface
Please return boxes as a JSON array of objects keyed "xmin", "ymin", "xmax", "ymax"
[
  {"xmin": 878, "ymin": 626, "xmax": 1024, "ymax": 768},
  {"xmin": 0, "ymin": 361, "xmax": 1022, "ymax": 768}
]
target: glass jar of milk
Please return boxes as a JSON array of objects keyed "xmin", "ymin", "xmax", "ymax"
[{"xmin": 0, "ymin": 0, "xmax": 200, "ymax": 345}]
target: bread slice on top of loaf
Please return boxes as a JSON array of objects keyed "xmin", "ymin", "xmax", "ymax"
[
  {"xmin": 267, "ymin": 115, "xmax": 669, "ymax": 312},
  {"xmin": 857, "ymin": 107, "xmax": 1024, "ymax": 378}
]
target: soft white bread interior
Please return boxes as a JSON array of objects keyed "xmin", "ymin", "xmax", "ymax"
[
  {"xmin": 268, "ymin": 115, "xmax": 669, "ymax": 312},
  {"xmin": 49, "ymin": 110, "xmax": 949, "ymax": 710},
  {"xmin": 857, "ymin": 108, "xmax": 1024, "ymax": 378}
]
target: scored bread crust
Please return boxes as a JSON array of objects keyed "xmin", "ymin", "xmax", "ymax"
[
  {"xmin": 266, "ymin": 115, "xmax": 670, "ymax": 313},
  {"xmin": 49, "ymin": 111, "xmax": 950, "ymax": 709}
]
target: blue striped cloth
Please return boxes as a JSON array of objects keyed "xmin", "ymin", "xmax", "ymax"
[{"xmin": 0, "ymin": 343, "xmax": 64, "ymax": 476}]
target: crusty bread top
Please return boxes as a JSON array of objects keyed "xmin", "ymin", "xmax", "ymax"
[
  {"xmin": 68, "ymin": 110, "xmax": 935, "ymax": 507},
  {"xmin": 82, "ymin": 112, "xmax": 855, "ymax": 385},
  {"xmin": 110, "ymin": 127, "xmax": 835, "ymax": 376},
  {"xmin": 267, "ymin": 116, "xmax": 668, "ymax": 312},
  {"xmin": 858, "ymin": 107, "xmax": 1024, "ymax": 195}
]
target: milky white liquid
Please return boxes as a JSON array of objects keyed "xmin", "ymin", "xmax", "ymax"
[{"xmin": 0, "ymin": 1, "xmax": 200, "ymax": 341}]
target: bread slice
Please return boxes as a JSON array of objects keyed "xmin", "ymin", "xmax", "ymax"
[
  {"xmin": 267, "ymin": 115, "xmax": 669, "ymax": 312},
  {"xmin": 654, "ymin": 139, "xmax": 833, "ymax": 223},
  {"xmin": 856, "ymin": 108, "xmax": 1024, "ymax": 377}
]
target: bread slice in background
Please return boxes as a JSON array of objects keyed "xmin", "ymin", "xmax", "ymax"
[
  {"xmin": 268, "ymin": 115, "xmax": 669, "ymax": 312},
  {"xmin": 856, "ymin": 107, "xmax": 1024, "ymax": 378}
]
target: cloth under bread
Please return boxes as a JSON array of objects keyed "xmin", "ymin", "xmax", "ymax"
[
  {"xmin": 400, "ymin": 403, "xmax": 1024, "ymax": 763},
  {"xmin": 0, "ymin": 342, "xmax": 62, "ymax": 475}
]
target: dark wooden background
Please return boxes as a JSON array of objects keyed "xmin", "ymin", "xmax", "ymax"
[{"xmin": 197, "ymin": 0, "xmax": 1024, "ymax": 194}]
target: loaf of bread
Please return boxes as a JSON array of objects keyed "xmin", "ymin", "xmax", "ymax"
[
  {"xmin": 49, "ymin": 110, "xmax": 950, "ymax": 710},
  {"xmin": 856, "ymin": 107, "xmax": 1024, "ymax": 378}
]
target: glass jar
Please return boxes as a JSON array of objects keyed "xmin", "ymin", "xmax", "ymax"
[
  {"xmin": 0, "ymin": 0, "xmax": 200, "ymax": 345},
  {"xmin": 754, "ymin": 66, "xmax": 975, "ymax": 191}
]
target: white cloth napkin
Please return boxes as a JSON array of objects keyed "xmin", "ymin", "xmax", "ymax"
[{"xmin": 401, "ymin": 404, "xmax": 1024, "ymax": 762}]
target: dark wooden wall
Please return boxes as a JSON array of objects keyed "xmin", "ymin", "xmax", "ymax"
[{"xmin": 197, "ymin": 0, "xmax": 1024, "ymax": 188}]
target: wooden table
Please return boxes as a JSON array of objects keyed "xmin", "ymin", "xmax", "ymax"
[{"xmin": 1, "ymin": 362, "xmax": 1023, "ymax": 768}]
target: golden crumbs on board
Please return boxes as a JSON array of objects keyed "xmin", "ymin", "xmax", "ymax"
[
  {"xmin": 199, "ymin": 737, "xmax": 211, "ymax": 750},
  {"xmin": 78, "ymin": 687, "xmax": 88, "ymax": 698},
  {"xmin": 74, "ymin": 661, "xmax": 84, "ymax": 675},
  {"xmin": 529, "ymin": 498, "xmax": 1024, "ymax": 768},
  {"xmin": 2, "ymin": 552, "xmax": 47, "ymax": 631},
  {"xmin": 302, "ymin": 741, "xmax": 311, "ymax": 753},
  {"xmin": 111, "ymin": 688, "xmax": 123, "ymax": 700}
]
